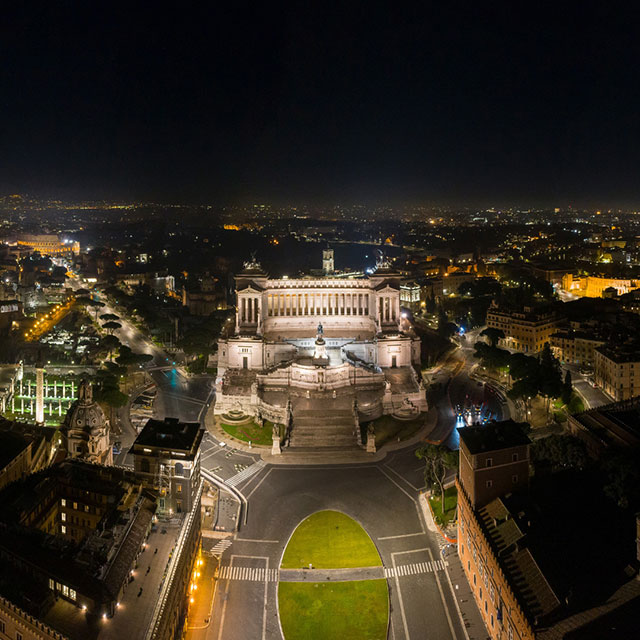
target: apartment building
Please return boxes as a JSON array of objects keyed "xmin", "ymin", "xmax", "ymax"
[{"xmin": 486, "ymin": 305, "xmax": 561, "ymax": 353}]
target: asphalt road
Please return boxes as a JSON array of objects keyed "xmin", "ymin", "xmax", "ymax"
[{"xmin": 199, "ymin": 461, "xmax": 466, "ymax": 640}]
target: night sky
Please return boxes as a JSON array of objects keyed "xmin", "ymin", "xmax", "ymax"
[{"xmin": 2, "ymin": 2, "xmax": 640, "ymax": 207}]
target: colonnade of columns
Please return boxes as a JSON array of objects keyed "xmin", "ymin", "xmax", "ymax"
[
  {"xmin": 265, "ymin": 291, "xmax": 370, "ymax": 317},
  {"xmin": 378, "ymin": 294, "xmax": 400, "ymax": 323},
  {"xmin": 240, "ymin": 296, "xmax": 261, "ymax": 323},
  {"xmin": 238, "ymin": 290, "xmax": 401, "ymax": 327}
]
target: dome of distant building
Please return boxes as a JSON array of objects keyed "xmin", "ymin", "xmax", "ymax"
[{"xmin": 63, "ymin": 379, "xmax": 112, "ymax": 465}]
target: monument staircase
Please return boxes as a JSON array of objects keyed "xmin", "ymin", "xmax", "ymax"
[{"xmin": 288, "ymin": 407, "xmax": 360, "ymax": 450}]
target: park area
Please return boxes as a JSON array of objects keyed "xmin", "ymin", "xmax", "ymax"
[
  {"xmin": 219, "ymin": 416, "xmax": 278, "ymax": 446},
  {"xmin": 429, "ymin": 486, "xmax": 458, "ymax": 528},
  {"xmin": 278, "ymin": 510, "xmax": 389, "ymax": 640}
]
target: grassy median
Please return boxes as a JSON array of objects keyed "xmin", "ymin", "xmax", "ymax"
[
  {"xmin": 281, "ymin": 510, "xmax": 382, "ymax": 569},
  {"xmin": 278, "ymin": 580, "xmax": 388, "ymax": 640}
]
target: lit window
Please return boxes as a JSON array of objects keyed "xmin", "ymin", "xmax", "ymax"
[
  {"xmin": 62, "ymin": 585, "xmax": 69, "ymax": 596},
  {"xmin": 61, "ymin": 513, "xmax": 66, "ymax": 522},
  {"xmin": 49, "ymin": 578, "xmax": 55, "ymax": 590},
  {"xmin": 69, "ymin": 589, "xmax": 76, "ymax": 601},
  {"xmin": 61, "ymin": 498, "xmax": 66, "ymax": 507},
  {"xmin": 73, "ymin": 502, "xmax": 78, "ymax": 510},
  {"xmin": 61, "ymin": 525, "xmax": 66, "ymax": 534}
]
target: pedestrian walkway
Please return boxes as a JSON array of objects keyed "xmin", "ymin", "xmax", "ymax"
[
  {"xmin": 444, "ymin": 547, "xmax": 489, "ymax": 640},
  {"xmin": 279, "ymin": 566, "xmax": 385, "ymax": 582},
  {"xmin": 209, "ymin": 539, "xmax": 232, "ymax": 556},
  {"xmin": 218, "ymin": 565, "xmax": 279, "ymax": 582},
  {"xmin": 384, "ymin": 559, "xmax": 446, "ymax": 578},
  {"xmin": 225, "ymin": 459, "xmax": 266, "ymax": 487}
]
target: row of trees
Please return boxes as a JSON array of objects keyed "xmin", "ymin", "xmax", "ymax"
[{"xmin": 474, "ymin": 340, "xmax": 573, "ymax": 418}]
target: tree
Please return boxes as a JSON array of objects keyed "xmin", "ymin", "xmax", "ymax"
[
  {"xmin": 102, "ymin": 321, "xmax": 122, "ymax": 335},
  {"xmin": 538, "ymin": 343, "xmax": 563, "ymax": 420},
  {"xmin": 101, "ymin": 335, "xmax": 121, "ymax": 361},
  {"xmin": 480, "ymin": 327, "xmax": 505, "ymax": 348},
  {"xmin": 100, "ymin": 313, "xmax": 120, "ymax": 322},
  {"xmin": 116, "ymin": 345, "xmax": 154, "ymax": 367},
  {"xmin": 415, "ymin": 444, "xmax": 458, "ymax": 514},
  {"xmin": 474, "ymin": 342, "xmax": 511, "ymax": 371},
  {"xmin": 531, "ymin": 434, "xmax": 588, "ymax": 471}
]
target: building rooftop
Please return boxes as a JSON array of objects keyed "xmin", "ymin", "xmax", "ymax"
[
  {"xmin": 595, "ymin": 342, "xmax": 640, "ymax": 363},
  {"xmin": 458, "ymin": 420, "xmax": 531, "ymax": 455},
  {"xmin": 569, "ymin": 398, "xmax": 640, "ymax": 449},
  {"xmin": 0, "ymin": 430, "xmax": 31, "ymax": 470},
  {"xmin": 133, "ymin": 417, "xmax": 203, "ymax": 456},
  {"xmin": 0, "ymin": 460, "xmax": 157, "ymax": 619}
]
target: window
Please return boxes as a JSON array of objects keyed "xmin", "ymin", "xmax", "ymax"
[
  {"xmin": 17, "ymin": 633, "xmax": 23, "ymax": 640},
  {"xmin": 512, "ymin": 475, "xmax": 518, "ymax": 484},
  {"xmin": 485, "ymin": 601, "xmax": 488, "ymax": 613},
  {"xmin": 85, "ymin": 505, "xmax": 89, "ymax": 512},
  {"xmin": 480, "ymin": 588, "xmax": 482, "ymax": 600},
  {"xmin": 61, "ymin": 525, "xmax": 66, "ymax": 534},
  {"xmin": 69, "ymin": 589, "xmax": 76, "ymax": 601},
  {"xmin": 486, "ymin": 458, "xmax": 493, "ymax": 467},
  {"xmin": 62, "ymin": 585, "xmax": 69, "ymax": 596},
  {"xmin": 49, "ymin": 578, "xmax": 55, "ymax": 590},
  {"xmin": 61, "ymin": 498, "xmax": 66, "ymax": 507},
  {"xmin": 486, "ymin": 480, "xmax": 493, "ymax": 488},
  {"xmin": 0, "ymin": 620, "xmax": 4, "ymax": 633},
  {"xmin": 512, "ymin": 453, "xmax": 519, "ymax": 462},
  {"xmin": 176, "ymin": 484, "xmax": 182, "ymax": 493},
  {"xmin": 73, "ymin": 502, "xmax": 78, "ymax": 510},
  {"xmin": 61, "ymin": 512, "xmax": 66, "ymax": 522},
  {"xmin": 473, "ymin": 574, "xmax": 476, "ymax": 585},
  {"xmin": 491, "ymin": 614, "xmax": 494, "ymax": 627}
]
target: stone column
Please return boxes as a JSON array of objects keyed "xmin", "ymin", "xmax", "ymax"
[{"xmin": 35, "ymin": 366, "xmax": 45, "ymax": 424}]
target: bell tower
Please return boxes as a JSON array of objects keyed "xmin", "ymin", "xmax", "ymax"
[{"xmin": 322, "ymin": 248, "xmax": 334, "ymax": 275}]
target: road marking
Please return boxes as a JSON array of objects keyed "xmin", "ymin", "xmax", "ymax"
[
  {"xmin": 210, "ymin": 539, "xmax": 232, "ymax": 557},
  {"xmin": 219, "ymin": 556, "xmax": 278, "ymax": 585},
  {"xmin": 245, "ymin": 467, "xmax": 273, "ymax": 499},
  {"xmin": 383, "ymin": 462, "xmax": 422, "ymax": 492},
  {"xmin": 383, "ymin": 560, "xmax": 445, "ymax": 578},
  {"xmin": 226, "ymin": 460, "xmax": 266, "ymax": 487},
  {"xmin": 236, "ymin": 538, "xmax": 280, "ymax": 543},
  {"xmin": 377, "ymin": 466, "xmax": 426, "ymax": 534},
  {"xmin": 391, "ymin": 553, "xmax": 410, "ymax": 639},
  {"xmin": 428, "ymin": 546, "xmax": 457, "ymax": 640},
  {"xmin": 378, "ymin": 532, "xmax": 424, "ymax": 540}
]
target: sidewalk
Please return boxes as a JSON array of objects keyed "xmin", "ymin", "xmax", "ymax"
[
  {"xmin": 185, "ymin": 556, "xmax": 218, "ymax": 640},
  {"xmin": 445, "ymin": 548, "xmax": 490, "ymax": 640},
  {"xmin": 420, "ymin": 493, "xmax": 487, "ymax": 640}
]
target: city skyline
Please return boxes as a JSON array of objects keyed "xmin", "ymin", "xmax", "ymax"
[{"xmin": 3, "ymin": 3, "xmax": 640, "ymax": 207}]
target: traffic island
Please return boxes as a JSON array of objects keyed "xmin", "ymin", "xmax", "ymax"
[{"xmin": 278, "ymin": 510, "xmax": 389, "ymax": 640}]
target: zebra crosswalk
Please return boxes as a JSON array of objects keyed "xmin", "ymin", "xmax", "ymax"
[
  {"xmin": 218, "ymin": 565, "xmax": 279, "ymax": 582},
  {"xmin": 210, "ymin": 539, "xmax": 233, "ymax": 556},
  {"xmin": 226, "ymin": 460, "xmax": 266, "ymax": 488},
  {"xmin": 384, "ymin": 560, "xmax": 446, "ymax": 578}
]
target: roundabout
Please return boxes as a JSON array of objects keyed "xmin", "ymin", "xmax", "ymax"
[{"xmin": 278, "ymin": 511, "xmax": 389, "ymax": 640}]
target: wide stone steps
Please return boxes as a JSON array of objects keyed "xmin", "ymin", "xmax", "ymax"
[{"xmin": 289, "ymin": 408, "xmax": 359, "ymax": 449}]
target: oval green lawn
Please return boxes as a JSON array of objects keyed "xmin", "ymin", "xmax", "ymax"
[
  {"xmin": 281, "ymin": 510, "xmax": 382, "ymax": 569},
  {"xmin": 279, "ymin": 580, "xmax": 388, "ymax": 640}
]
